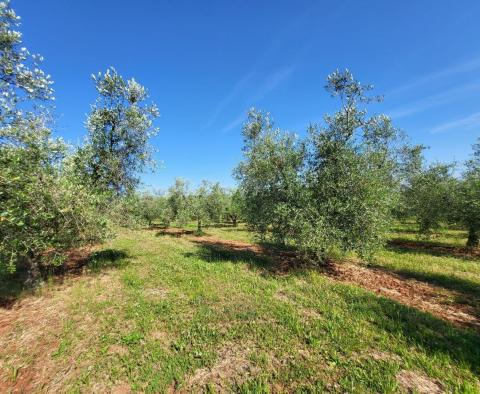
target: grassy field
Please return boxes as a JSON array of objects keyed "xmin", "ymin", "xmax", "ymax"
[{"xmin": 1, "ymin": 224, "xmax": 480, "ymax": 392}]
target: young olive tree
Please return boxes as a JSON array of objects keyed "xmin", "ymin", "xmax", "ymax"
[
  {"xmin": 235, "ymin": 71, "xmax": 411, "ymax": 263},
  {"xmin": 189, "ymin": 181, "xmax": 212, "ymax": 233},
  {"xmin": 224, "ymin": 189, "xmax": 244, "ymax": 227},
  {"xmin": 455, "ymin": 139, "xmax": 480, "ymax": 248},
  {"xmin": 303, "ymin": 70, "xmax": 406, "ymax": 260},
  {"xmin": 167, "ymin": 178, "xmax": 191, "ymax": 226},
  {"xmin": 135, "ymin": 192, "xmax": 172, "ymax": 227},
  {"xmin": 404, "ymin": 162, "xmax": 456, "ymax": 236},
  {"xmin": 76, "ymin": 68, "xmax": 159, "ymax": 196},
  {"xmin": 234, "ymin": 109, "xmax": 306, "ymax": 244},
  {"xmin": 204, "ymin": 182, "xmax": 227, "ymax": 224}
]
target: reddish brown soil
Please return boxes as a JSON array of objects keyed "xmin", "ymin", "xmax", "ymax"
[
  {"xmin": 0, "ymin": 246, "xmax": 97, "ymax": 392},
  {"xmin": 0, "ymin": 293, "xmax": 67, "ymax": 392},
  {"xmin": 324, "ymin": 262, "xmax": 480, "ymax": 330}
]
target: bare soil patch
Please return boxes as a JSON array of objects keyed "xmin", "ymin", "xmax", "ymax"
[
  {"xmin": 0, "ymin": 256, "xmax": 123, "ymax": 392},
  {"xmin": 396, "ymin": 370, "xmax": 444, "ymax": 394},
  {"xmin": 324, "ymin": 262, "xmax": 480, "ymax": 330},
  {"xmin": 0, "ymin": 292, "xmax": 67, "ymax": 392},
  {"xmin": 185, "ymin": 342, "xmax": 260, "ymax": 392}
]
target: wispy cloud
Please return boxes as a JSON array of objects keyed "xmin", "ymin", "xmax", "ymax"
[
  {"xmin": 221, "ymin": 113, "xmax": 245, "ymax": 133},
  {"xmin": 428, "ymin": 111, "xmax": 480, "ymax": 134},
  {"xmin": 387, "ymin": 56, "xmax": 480, "ymax": 97},
  {"xmin": 202, "ymin": 1, "xmax": 328, "ymax": 133},
  {"xmin": 250, "ymin": 65, "xmax": 295, "ymax": 103},
  {"xmin": 202, "ymin": 71, "xmax": 254, "ymax": 130},
  {"xmin": 206, "ymin": 1, "xmax": 351, "ymax": 134},
  {"xmin": 388, "ymin": 80, "xmax": 480, "ymax": 119},
  {"xmin": 220, "ymin": 65, "xmax": 296, "ymax": 133}
]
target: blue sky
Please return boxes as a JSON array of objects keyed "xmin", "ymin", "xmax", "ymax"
[{"xmin": 16, "ymin": 0, "xmax": 480, "ymax": 190}]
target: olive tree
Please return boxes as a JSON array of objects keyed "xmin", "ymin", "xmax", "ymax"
[
  {"xmin": 189, "ymin": 181, "xmax": 211, "ymax": 232},
  {"xmin": 302, "ymin": 70, "xmax": 406, "ymax": 260},
  {"xmin": 167, "ymin": 178, "xmax": 191, "ymax": 226},
  {"xmin": 234, "ymin": 109, "xmax": 306, "ymax": 244},
  {"xmin": 404, "ymin": 162, "xmax": 456, "ymax": 236},
  {"xmin": 0, "ymin": 1, "xmax": 53, "ymax": 130},
  {"xmin": 76, "ymin": 68, "xmax": 159, "ymax": 196},
  {"xmin": 235, "ymin": 71, "xmax": 411, "ymax": 263},
  {"xmin": 455, "ymin": 139, "xmax": 480, "ymax": 248},
  {"xmin": 135, "ymin": 192, "xmax": 172, "ymax": 227},
  {"xmin": 224, "ymin": 189, "xmax": 244, "ymax": 227},
  {"xmin": 0, "ymin": 2, "xmax": 107, "ymax": 280},
  {"xmin": 204, "ymin": 182, "xmax": 227, "ymax": 224}
]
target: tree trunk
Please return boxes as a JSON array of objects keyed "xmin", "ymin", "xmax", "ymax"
[
  {"xmin": 197, "ymin": 219, "xmax": 202, "ymax": 232},
  {"xmin": 23, "ymin": 252, "xmax": 43, "ymax": 288},
  {"xmin": 467, "ymin": 227, "xmax": 479, "ymax": 249},
  {"xmin": 232, "ymin": 217, "xmax": 237, "ymax": 227}
]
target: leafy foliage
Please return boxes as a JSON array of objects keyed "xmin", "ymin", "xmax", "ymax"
[
  {"xmin": 0, "ymin": 119, "xmax": 109, "ymax": 276},
  {"xmin": 0, "ymin": 3, "xmax": 107, "ymax": 278},
  {"xmin": 235, "ymin": 70, "xmax": 411, "ymax": 261},
  {"xmin": 234, "ymin": 109, "xmax": 306, "ymax": 243},
  {"xmin": 135, "ymin": 192, "xmax": 172, "ymax": 227},
  {"xmin": 403, "ymin": 161, "xmax": 456, "ymax": 235},
  {"xmin": 167, "ymin": 178, "xmax": 191, "ymax": 226},
  {"xmin": 76, "ymin": 68, "xmax": 159, "ymax": 196},
  {"xmin": 455, "ymin": 139, "xmax": 480, "ymax": 248},
  {"xmin": 224, "ymin": 189, "xmax": 244, "ymax": 226},
  {"xmin": 0, "ymin": 1, "xmax": 53, "ymax": 129}
]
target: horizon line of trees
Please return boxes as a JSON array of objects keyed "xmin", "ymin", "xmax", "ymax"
[{"xmin": 133, "ymin": 179, "xmax": 243, "ymax": 231}]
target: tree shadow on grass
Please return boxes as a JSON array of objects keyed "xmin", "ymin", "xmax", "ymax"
[
  {"xmin": 0, "ymin": 272, "xmax": 24, "ymax": 309},
  {"xmin": 345, "ymin": 289, "xmax": 480, "ymax": 376},
  {"xmin": 221, "ymin": 228, "xmax": 250, "ymax": 232},
  {"xmin": 0, "ymin": 248, "xmax": 129, "ymax": 309},
  {"xmin": 184, "ymin": 243, "xmax": 277, "ymax": 273},
  {"xmin": 207, "ymin": 222, "xmax": 237, "ymax": 228},
  {"xmin": 376, "ymin": 264, "xmax": 480, "ymax": 301},
  {"xmin": 386, "ymin": 239, "xmax": 480, "ymax": 260},
  {"xmin": 156, "ymin": 229, "xmax": 197, "ymax": 238},
  {"xmin": 84, "ymin": 249, "xmax": 129, "ymax": 274},
  {"xmin": 187, "ymin": 238, "xmax": 480, "ymax": 375},
  {"xmin": 186, "ymin": 237, "xmax": 303, "ymax": 276},
  {"xmin": 389, "ymin": 227, "xmax": 419, "ymax": 235}
]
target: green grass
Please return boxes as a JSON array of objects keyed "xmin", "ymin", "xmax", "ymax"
[
  {"xmin": 24, "ymin": 224, "xmax": 477, "ymax": 393},
  {"xmin": 375, "ymin": 223, "xmax": 480, "ymax": 303},
  {"xmin": 1, "ymin": 223, "xmax": 479, "ymax": 392}
]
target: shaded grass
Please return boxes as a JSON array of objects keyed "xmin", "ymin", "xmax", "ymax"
[{"xmin": 0, "ymin": 247, "xmax": 129, "ymax": 309}]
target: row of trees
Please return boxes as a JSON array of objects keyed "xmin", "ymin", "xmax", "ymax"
[
  {"xmin": 0, "ymin": 2, "xmax": 159, "ymax": 280},
  {"xmin": 134, "ymin": 180, "xmax": 244, "ymax": 231},
  {"xmin": 396, "ymin": 142, "xmax": 480, "ymax": 247},
  {"xmin": 234, "ymin": 70, "xmax": 480, "ymax": 263}
]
